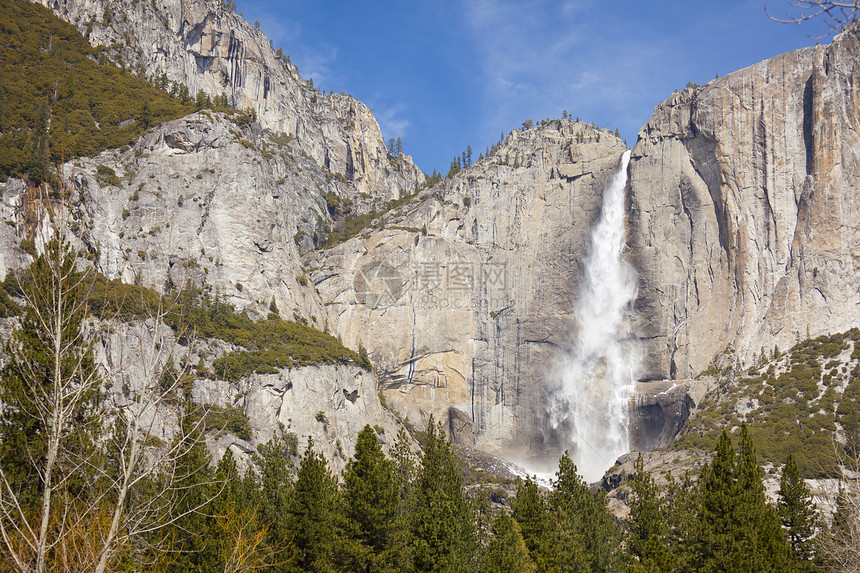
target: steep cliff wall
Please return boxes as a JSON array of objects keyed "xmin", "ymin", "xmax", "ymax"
[
  {"xmin": 307, "ymin": 120, "xmax": 627, "ymax": 459},
  {"xmin": 95, "ymin": 320, "xmax": 403, "ymax": 474},
  {"xmin": 35, "ymin": 0, "xmax": 423, "ymax": 201},
  {"xmin": 0, "ymin": 1, "xmax": 427, "ymax": 467},
  {"xmin": 629, "ymin": 23, "xmax": 860, "ymax": 380}
]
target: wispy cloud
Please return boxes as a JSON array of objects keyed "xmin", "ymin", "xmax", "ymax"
[
  {"xmin": 235, "ymin": 1, "xmax": 340, "ymax": 88},
  {"xmin": 462, "ymin": 0, "xmax": 681, "ymax": 143},
  {"xmin": 370, "ymin": 102, "xmax": 411, "ymax": 139},
  {"xmin": 295, "ymin": 45, "xmax": 338, "ymax": 87}
]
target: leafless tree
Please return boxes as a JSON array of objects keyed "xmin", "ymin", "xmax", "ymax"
[
  {"xmin": 0, "ymin": 185, "xmax": 220, "ymax": 572},
  {"xmin": 766, "ymin": 1, "xmax": 860, "ymax": 36},
  {"xmin": 819, "ymin": 445, "xmax": 860, "ymax": 572}
]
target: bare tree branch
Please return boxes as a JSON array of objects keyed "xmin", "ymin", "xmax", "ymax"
[{"xmin": 766, "ymin": 1, "xmax": 860, "ymax": 37}]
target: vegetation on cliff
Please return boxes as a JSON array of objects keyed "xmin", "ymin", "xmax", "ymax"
[
  {"xmin": 0, "ymin": 0, "xmax": 230, "ymax": 182},
  {"xmin": 674, "ymin": 330, "xmax": 860, "ymax": 478},
  {"xmin": 0, "ymin": 240, "xmax": 850, "ymax": 570},
  {"xmin": 2, "ymin": 259, "xmax": 371, "ymax": 378}
]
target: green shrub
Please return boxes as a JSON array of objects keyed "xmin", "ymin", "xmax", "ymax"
[
  {"xmin": 0, "ymin": 0, "xmax": 196, "ymax": 181},
  {"xmin": 673, "ymin": 328, "xmax": 860, "ymax": 478},
  {"xmin": 96, "ymin": 165, "xmax": 121, "ymax": 187},
  {"xmin": 18, "ymin": 238, "xmax": 36, "ymax": 257},
  {"xmin": 192, "ymin": 403, "xmax": 252, "ymax": 441}
]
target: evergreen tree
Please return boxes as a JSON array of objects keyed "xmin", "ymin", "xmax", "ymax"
[
  {"xmin": 735, "ymin": 425, "xmax": 791, "ymax": 572},
  {"xmin": 341, "ymin": 425, "xmax": 399, "ymax": 572},
  {"xmin": 627, "ymin": 454, "xmax": 673, "ymax": 571},
  {"xmin": 664, "ymin": 471, "xmax": 698, "ymax": 571},
  {"xmin": 549, "ymin": 452, "xmax": 623, "ymax": 572},
  {"xmin": 777, "ymin": 454, "xmax": 820, "ymax": 571},
  {"xmin": 447, "ymin": 156, "xmax": 461, "ymax": 178},
  {"xmin": 510, "ymin": 476, "xmax": 553, "ymax": 570},
  {"xmin": 214, "ymin": 449, "xmax": 287, "ymax": 571},
  {"xmin": 689, "ymin": 427, "xmax": 789, "ymax": 573},
  {"xmin": 426, "ymin": 169, "xmax": 442, "ymax": 187},
  {"xmin": 287, "ymin": 438, "xmax": 339, "ymax": 573},
  {"xmin": 140, "ymin": 100, "xmax": 152, "ymax": 129},
  {"xmin": 481, "ymin": 511, "xmax": 536, "ymax": 573},
  {"xmin": 163, "ymin": 412, "xmax": 220, "ymax": 573},
  {"xmin": 388, "ymin": 427, "xmax": 418, "ymax": 571},
  {"xmin": 410, "ymin": 417, "xmax": 476, "ymax": 572},
  {"xmin": 258, "ymin": 433, "xmax": 296, "ymax": 561}
]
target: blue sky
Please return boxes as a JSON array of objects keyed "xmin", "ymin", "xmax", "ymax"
[{"xmin": 234, "ymin": 0, "xmax": 831, "ymax": 174}]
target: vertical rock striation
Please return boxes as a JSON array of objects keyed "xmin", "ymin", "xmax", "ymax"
[
  {"xmin": 628, "ymin": 23, "xmax": 860, "ymax": 380},
  {"xmin": 307, "ymin": 121, "xmax": 627, "ymax": 460}
]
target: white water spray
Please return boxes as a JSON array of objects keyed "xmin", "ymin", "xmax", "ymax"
[{"xmin": 548, "ymin": 149, "xmax": 639, "ymax": 483}]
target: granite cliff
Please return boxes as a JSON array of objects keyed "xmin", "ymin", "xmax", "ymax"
[
  {"xmin": 306, "ymin": 121, "xmax": 628, "ymax": 463},
  {"xmin": 9, "ymin": 1, "xmax": 860, "ymax": 473},
  {"xmin": 628, "ymin": 23, "xmax": 860, "ymax": 381},
  {"xmin": 36, "ymin": 0, "xmax": 423, "ymax": 202}
]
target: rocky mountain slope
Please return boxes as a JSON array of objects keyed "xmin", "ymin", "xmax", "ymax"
[
  {"xmin": 10, "ymin": 0, "xmax": 859, "ymax": 479},
  {"xmin": 0, "ymin": 0, "xmax": 424, "ymax": 468},
  {"xmin": 628, "ymin": 23, "xmax": 860, "ymax": 381},
  {"xmin": 306, "ymin": 121, "xmax": 627, "ymax": 465},
  {"xmin": 36, "ymin": 0, "xmax": 423, "ymax": 203}
]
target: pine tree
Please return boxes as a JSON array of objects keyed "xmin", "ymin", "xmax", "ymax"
[
  {"xmin": 627, "ymin": 454, "xmax": 673, "ymax": 571},
  {"xmin": 387, "ymin": 427, "xmax": 417, "ymax": 571},
  {"xmin": 664, "ymin": 471, "xmax": 698, "ymax": 571},
  {"xmin": 510, "ymin": 476, "xmax": 553, "ymax": 569},
  {"xmin": 777, "ymin": 454, "xmax": 820, "ymax": 571},
  {"xmin": 286, "ymin": 438, "xmax": 339, "ymax": 573},
  {"xmin": 163, "ymin": 412, "xmax": 220, "ymax": 573},
  {"xmin": 548, "ymin": 452, "xmax": 623, "ymax": 572},
  {"xmin": 447, "ymin": 156, "xmax": 461, "ymax": 178},
  {"xmin": 341, "ymin": 425, "xmax": 399, "ymax": 572},
  {"xmin": 258, "ymin": 434, "xmax": 295, "ymax": 557},
  {"xmin": 690, "ymin": 427, "xmax": 790, "ymax": 573},
  {"xmin": 735, "ymin": 425, "xmax": 791, "ymax": 572},
  {"xmin": 410, "ymin": 417, "xmax": 476, "ymax": 572},
  {"xmin": 481, "ymin": 511, "xmax": 536, "ymax": 573}
]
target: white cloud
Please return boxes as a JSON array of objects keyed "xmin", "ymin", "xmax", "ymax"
[
  {"xmin": 461, "ymin": 0, "xmax": 685, "ymax": 143},
  {"xmin": 371, "ymin": 102, "xmax": 411, "ymax": 139}
]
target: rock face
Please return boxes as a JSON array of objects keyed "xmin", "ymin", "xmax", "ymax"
[
  {"xmin": 306, "ymin": 121, "xmax": 627, "ymax": 461},
  {"xmin": 94, "ymin": 320, "xmax": 403, "ymax": 473},
  {"xmin": 628, "ymin": 23, "xmax": 860, "ymax": 380},
  {"xmin": 74, "ymin": 112, "xmax": 330, "ymax": 320},
  {"xmin": 9, "ymin": 0, "xmax": 425, "ymax": 468},
  {"xmin": 2, "ymin": 110, "xmax": 344, "ymax": 322},
  {"xmin": 19, "ymin": 0, "xmax": 860, "ymax": 473},
  {"xmin": 629, "ymin": 378, "xmax": 708, "ymax": 451},
  {"xmin": 36, "ymin": 0, "xmax": 422, "ymax": 201}
]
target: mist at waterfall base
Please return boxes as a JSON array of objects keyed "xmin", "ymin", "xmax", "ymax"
[{"xmin": 545, "ymin": 150, "xmax": 640, "ymax": 484}]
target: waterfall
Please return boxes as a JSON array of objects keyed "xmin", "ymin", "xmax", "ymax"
[{"xmin": 548, "ymin": 149, "xmax": 639, "ymax": 483}]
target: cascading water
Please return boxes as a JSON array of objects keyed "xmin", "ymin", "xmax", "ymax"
[{"xmin": 548, "ymin": 149, "xmax": 639, "ymax": 483}]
